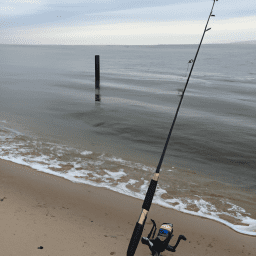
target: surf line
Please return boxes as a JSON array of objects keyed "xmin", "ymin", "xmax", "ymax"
[{"xmin": 127, "ymin": 1, "xmax": 219, "ymax": 255}]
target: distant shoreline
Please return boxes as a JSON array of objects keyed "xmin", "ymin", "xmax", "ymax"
[
  {"xmin": 229, "ymin": 40, "xmax": 256, "ymax": 44},
  {"xmin": 1, "ymin": 41, "xmax": 256, "ymax": 46}
]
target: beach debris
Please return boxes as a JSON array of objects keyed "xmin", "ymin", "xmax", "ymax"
[
  {"xmin": 0, "ymin": 197, "xmax": 6, "ymax": 201},
  {"xmin": 37, "ymin": 246, "xmax": 43, "ymax": 249}
]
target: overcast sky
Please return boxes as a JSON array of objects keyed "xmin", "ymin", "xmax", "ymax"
[{"xmin": 1, "ymin": 0, "xmax": 255, "ymax": 45}]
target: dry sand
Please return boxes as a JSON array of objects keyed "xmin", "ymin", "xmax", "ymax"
[{"xmin": 0, "ymin": 159, "xmax": 255, "ymax": 256}]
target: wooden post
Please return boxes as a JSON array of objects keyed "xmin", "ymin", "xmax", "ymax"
[{"xmin": 95, "ymin": 55, "xmax": 100, "ymax": 101}]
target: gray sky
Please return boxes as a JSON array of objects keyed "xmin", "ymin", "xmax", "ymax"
[{"xmin": 1, "ymin": 0, "xmax": 255, "ymax": 45}]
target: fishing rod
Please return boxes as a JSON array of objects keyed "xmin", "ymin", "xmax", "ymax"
[{"xmin": 127, "ymin": 1, "xmax": 219, "ymax": 255}]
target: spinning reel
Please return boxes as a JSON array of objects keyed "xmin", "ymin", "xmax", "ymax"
[{"xmin": 141, "ymin": 219, "xmax": 186, "ymax": 256}]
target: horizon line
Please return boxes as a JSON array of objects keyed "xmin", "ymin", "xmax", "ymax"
[{"xmin": 1, "ymin": 40, "xmax": 255, "ymax": 47}]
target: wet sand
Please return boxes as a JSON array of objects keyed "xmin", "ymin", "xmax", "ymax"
[{"xmin": 0, "ymin": 159, "xmax": 255, "ymax": 256}]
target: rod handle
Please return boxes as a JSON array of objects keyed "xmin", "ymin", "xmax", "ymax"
[
  {"xmin": 127, "ymin": 222, "xmax": 144, "ymax": 256},
  {"xmin": 142, "ymin": 179, "xmax": 158, "ymax": 211}
]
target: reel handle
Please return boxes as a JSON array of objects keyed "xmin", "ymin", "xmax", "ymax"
[{"xmin": 167, "ymin": 234, "xmax": 187, "ymax": 252}]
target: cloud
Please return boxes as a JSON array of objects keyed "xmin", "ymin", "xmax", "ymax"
[
  {"xmin": 0, "ymin": 0, "xmax": 45, "ymax": 17},
  {"xmin": 2, "ymin": 15, "xmax": 255, "ymax": 45},
  {"xmin": 9, "ymin": 0, "xmax": 42, "ymax": 3},
  {"xmin": 0, "ymin": 6, "xmax": 15, "ymax": 12},
  {"xmin": 205, "ymin": 16, "xmax": 256, "ymax": 43},
  {"xmin": 1, "ymin": 0, "xmax": 255, "ymax": 45}
]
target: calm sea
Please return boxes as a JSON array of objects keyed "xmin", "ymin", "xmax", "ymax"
[{"xmin": 0, "ymin": 44, "xmax": 255, "ymax": 235}]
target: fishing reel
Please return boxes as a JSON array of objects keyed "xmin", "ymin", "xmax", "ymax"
[{"xmin": 141, "ymin": 219, "xmax": 186, "ymax": 256}]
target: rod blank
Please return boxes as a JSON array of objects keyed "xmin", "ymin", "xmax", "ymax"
[{"xmin": 126, "ymin": 0, "xmax": 218, "ymax": 255}]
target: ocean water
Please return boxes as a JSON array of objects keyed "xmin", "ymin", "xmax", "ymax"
[{"xmin": 0, "ymin": 44, "xmax": 255, "ymax": 235}]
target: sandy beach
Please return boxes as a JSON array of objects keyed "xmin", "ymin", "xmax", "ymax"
[{"xmin": 0, "ymin": 159, "xmax": 255, "ymax": 256}]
